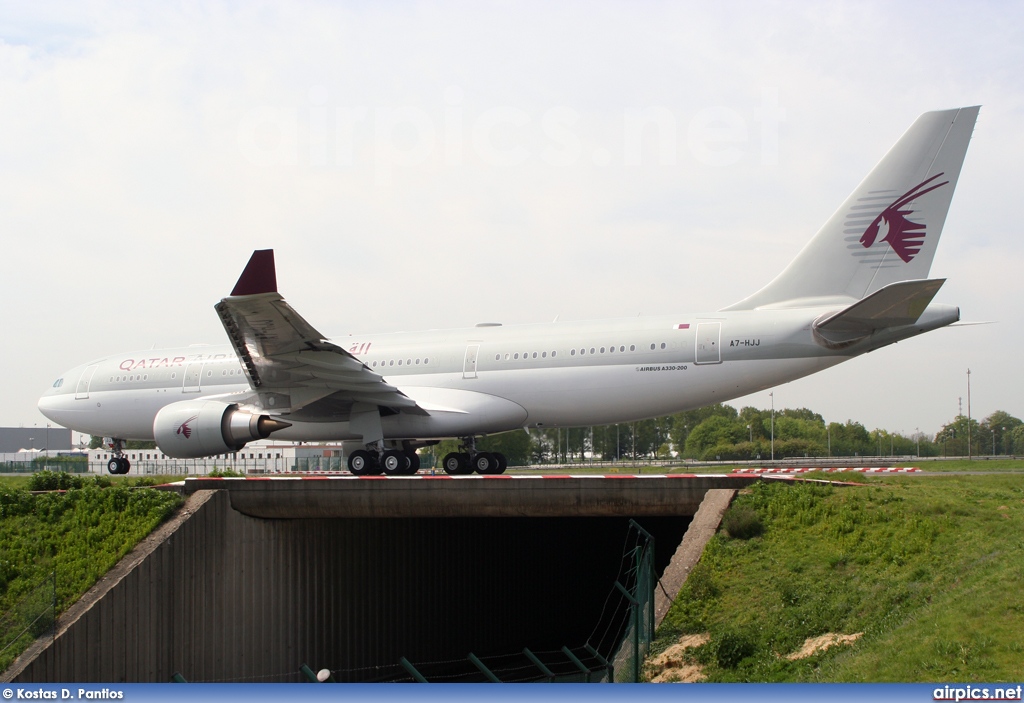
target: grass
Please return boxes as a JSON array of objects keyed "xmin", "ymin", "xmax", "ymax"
[
  {"xmin": 1, "ymin": 474, "xmax": 183, "ymax": 673},
  {"xmin": 653, "ymin": 473, "xmax": 1024, "ymax": 681}
]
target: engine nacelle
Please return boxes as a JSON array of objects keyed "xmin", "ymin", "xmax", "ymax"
[{"xmin": 154, "ymin": 399, "xmax": 290, "ymax": 459}]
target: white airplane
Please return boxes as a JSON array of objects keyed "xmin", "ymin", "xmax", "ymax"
[{"xmin": 39, "ymin": 106, "xmax": 979, "ymax": 476}]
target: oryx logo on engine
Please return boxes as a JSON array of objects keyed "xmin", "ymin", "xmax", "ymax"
[{"xmin": 176, "ymin": 415, "xmax": 198, "ymax": 439}]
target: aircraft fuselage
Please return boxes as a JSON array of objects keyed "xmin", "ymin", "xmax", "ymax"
[{"xmin": 39, "ymin": 303, "xmax": 958, "ymax": 444}]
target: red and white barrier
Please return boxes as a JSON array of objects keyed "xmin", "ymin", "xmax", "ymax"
[{"xmin": 731, "ymin": 467, "xmax": 920, "ymax": 474}]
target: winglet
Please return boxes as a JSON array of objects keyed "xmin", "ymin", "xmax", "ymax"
[{"xmin": 231, "ymin": 250, "xmax": 277, "ymax": 296}]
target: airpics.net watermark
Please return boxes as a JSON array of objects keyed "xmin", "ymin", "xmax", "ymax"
[
  {"xmin": 236, "ymin": 86, "xmax": 785, "ymax": 184},
  {"xmin": 933, "ymin": 685, "xmax": 1024, "ymax": 701}
]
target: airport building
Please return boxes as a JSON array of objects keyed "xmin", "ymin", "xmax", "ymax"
[
  {"xmin": 0, "ymin": 427, "xmax": 72, "ymax": 454},
  {"xmin": 85, "ymin": 440, "xmax": 354, "ymax": 475},
  {"xmin": 0, "ymin": 426, "xmax": 361, "ymax": 475}
]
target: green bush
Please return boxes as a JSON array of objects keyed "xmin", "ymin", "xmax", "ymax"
[
  {"xmin": 208, "ymin": 468, "xmax": 244, "ymax": 478},
  {"xmin": 723, "ymin": 504, "xmax": 764, "ymax": 539},
  {"xmin": 709, "ymin": 628, "xmax": 757, "ymax": 668},
  {"xmin": 28, "ymin": 470, "xmax": 86, "ymax": 492}
]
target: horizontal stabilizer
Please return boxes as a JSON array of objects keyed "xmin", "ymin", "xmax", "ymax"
[{"xmin": 812, "ymin": 279, "xmax": 945, "ymax": 350}]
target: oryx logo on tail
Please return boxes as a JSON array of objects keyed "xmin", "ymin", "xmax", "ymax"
[
  {"xmin": 859, "ymin": 173, "xmax": 948, "ymax": 263},
  {"xmin": 177, "ymin": 415, "xmax": 198, "ymax": 439}
]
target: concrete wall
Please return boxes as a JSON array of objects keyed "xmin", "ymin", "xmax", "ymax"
[{"xmin": 6, "ymin": 490, "xmax": 692, "ymax": 683}]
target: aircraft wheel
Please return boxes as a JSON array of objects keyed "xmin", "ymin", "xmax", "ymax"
[
  {"xmin": 404, "ymin": 451, "xmax": 421, "ymax": 475},
  {"xmin": 473, "ymin": 452, "xmax": 497, "ymax": 474},
  {"xmin": 442, "ymin": 452, "xmax": 469, "ymax": 475},
  {"xmin": 381, "ymin": 450, "xmax": 408, "ymax": 476},
  {"xmin": 493, "ymin": 453, "xmax": 508, "ymax": 474},
  {"xmin": 108, "ymin": 458, "xmax": 121, "ymax": 475},
  {"xmin": 120, "ymin": 458, "xmax": 131, "ymax": 474},
  {"xmin": 348, "ymin": 450, "xmax": 378, "ymax": 476}
]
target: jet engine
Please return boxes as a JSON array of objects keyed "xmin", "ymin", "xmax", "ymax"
[{"xmin": 153, "ymin": 399, "xmax": 291, "ymax": 459}]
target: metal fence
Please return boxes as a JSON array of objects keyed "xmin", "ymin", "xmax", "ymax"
[
  {"xmin": 0, "ymin": 574, "xmax": 55, "ymax": 673},
  {"xmin": 610, "ymin": 520, "xmax": 656, "ymax": 682}
]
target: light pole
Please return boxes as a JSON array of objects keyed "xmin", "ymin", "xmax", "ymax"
[
  {"xmin": 770, "ymin": 392, "xmax": 775, "ymax": 461},
  {"xmin": 827, "ymin": 425, "xmax": 831, "ymax": 458},
  {"xmin": 916, "ymin": 427, "xmax": 920, "ymax": 458},
  {"xmin": 747, "ymin": 424, "xmax": 752, "ymax": 442},
  {"xmin": 967, "ymin": 368, "xmax": 972, "ymax": 461}
]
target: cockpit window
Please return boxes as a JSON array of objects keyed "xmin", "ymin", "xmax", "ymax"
[{"xmin": 52, "ymin": 378, "xmax": 64, "ymax": 388}]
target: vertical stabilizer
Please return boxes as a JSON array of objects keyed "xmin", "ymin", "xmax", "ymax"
[{"xmin": 724, "ymin": 106, "xmax": 978, "ymax": 310}]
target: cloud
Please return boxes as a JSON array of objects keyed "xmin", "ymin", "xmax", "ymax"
[{"xmin": 3, "ymin": 1, "xmax": 1023, "ymax": 436}]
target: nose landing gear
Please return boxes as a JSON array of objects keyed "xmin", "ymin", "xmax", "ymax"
[{"xmin": 105, "ymin": 438, "xmax": 131, "ymax": 475}]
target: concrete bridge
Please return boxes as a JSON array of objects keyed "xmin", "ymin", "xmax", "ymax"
[{"xmin": 180, "ymin": 473, "xmax": 766, "ymax": 519}]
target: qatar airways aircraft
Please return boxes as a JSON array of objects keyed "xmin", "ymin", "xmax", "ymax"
[{"xmin": 39, "ymin": 106, "xmax": 979, "ymax": 476}]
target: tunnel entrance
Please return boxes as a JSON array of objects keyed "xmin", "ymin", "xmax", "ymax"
[{"xmin": 242, "ymin": 515, "xmax": 690, "ymax": 682}]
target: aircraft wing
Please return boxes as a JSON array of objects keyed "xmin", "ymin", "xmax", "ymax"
[{"xmin": 213, "ymin": 250, "xmax": 428, "ymax": 419}]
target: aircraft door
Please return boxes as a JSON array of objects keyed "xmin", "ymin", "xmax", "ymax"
[
  {"xmin": 695, "ymin": 323, "xmax": 722, "ymax": 364},
  {"xmin": 75, "ymin": 365, "xmax": 98, "ymax": 399},
  {"xmin": 182, "ymin": 362, "xmax": 204, "ymax": 392},
  {"xmin": 463, "ymin": 344, "xmax": 480, "ymax": 379}
]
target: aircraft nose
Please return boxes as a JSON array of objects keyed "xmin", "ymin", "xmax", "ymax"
[
  {"xmin": 38, "ymin": 376, "xmax": 86, "ymax": 429},
  {"xmin": 38, "ymin": 392, "xmax": 67, "ymax": 425}
]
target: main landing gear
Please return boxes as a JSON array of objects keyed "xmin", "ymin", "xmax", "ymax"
[
  {"xmin": 347, "ymin": 446, "xmax": 421, "ymax": 476},
  {"xmin": 441, "ymin": 438, "xmax": 508, "ymax": 475},
  {"xmin": 105, "ymin": 438, "xmax": 131, "ymax": 475}
]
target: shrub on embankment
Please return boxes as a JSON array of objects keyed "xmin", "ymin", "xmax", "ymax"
[
  {"xmin": 1, "ymin": 473, "xmax": 183, "ymax": 672},
  {"xmin": 652, "ymin": 475, "xmax": 1024, "ymax": 682}
]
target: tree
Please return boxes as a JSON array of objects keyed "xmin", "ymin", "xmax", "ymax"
[
  {"xmin": 935, "ymin": 415, "xmax": 981, "ymax": 457},
  {"xmin": 670, "ymin": 404, "xmax": 738, "ymax": 456},
  {"xmin": 686, "ymin": 416, "xmax": 744, "ymax": 456},
  {"xmin": 979, "ymin": 411, "xmax": 1022, "ymax": 455}
]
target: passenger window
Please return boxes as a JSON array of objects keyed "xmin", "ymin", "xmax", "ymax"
[
  {"xmin": 600, "ymin": 347, "xmax": 605, "ymax": 353},
  {"xmin": 590, "ymin": 348, "xmax": 595, "ymax": 354},
  {"xmin": 532, "ymin": 352, "xmax": 538, "ymax": 359},
  {"xmin": 661, "ymin": 343, "xmax": 666, "ymax": 349},
  {"xmin": 650, "ymin": 343, "xmax": 656, "ymax": 350},
  {"xmin": 514, "ymin": 353, "xmax": 519, "ymax": 359},
  {"xmin": 571, "ymin": 349, "xmax": 576, "ymax": 356},
  {"xmin": 629, "ymin": 345, "xmax": 635, "ymax": 352},
  {"xmin": 552, "ymin": 351, "xmax": 557, "ymax": 357},
  {"xmin": 542, "ymin": 351, "xmax": 547, "ymax": 358}
]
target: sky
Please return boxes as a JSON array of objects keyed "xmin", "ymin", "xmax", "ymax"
[{"xmin": 2, "ymin": 1, "xmax": 1022, "ymax": 442}]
